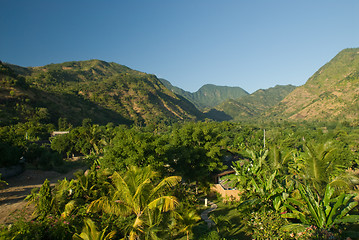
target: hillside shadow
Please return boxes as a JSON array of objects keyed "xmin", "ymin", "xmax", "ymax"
[
  {"xmin": 32, "ymin": 88, "xmax": 134, "ymax": 126},
  {"xmin": 204, "ymin": 109, "xmax": 232, "ymax": 121}
]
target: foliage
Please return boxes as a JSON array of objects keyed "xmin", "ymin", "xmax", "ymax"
[
  {"xmin": 2, "ymin": 119, "xmax": 359, "ymax": 240},
  {"xmin": 0, "ymin": 174, "xmax": 8, "ymax": 189},
  {"xmin": 282, "ymin": 184, "xmax": 359, "ymax": 231},
  {"xmin": 25, "ymin": 179, "xmax": 53, "ymax": 220},
  {"xmin": 241, "ymin": 209, "xmax": 289, "ymax": 240},
  {"xmin": 287, "ymin": 225, "xmax": 340, "ymax": 240},
  {"xmin": 0, "ymin": 215, "xmax": 74, "ymax": 240},
  {"xmin": 233, "ymin": 148, "xmax": 293, "ymax": 214},
  {"xmin": 173, "ymin": 207, "xmax": 201, "ymax": 240},
  {"xmin": 87, "ymin": 165, "xmax": 181, "ymax": 240},
  {"xmin": 73, "ymin": 218, "xmax": 116, "ymax": 240}
]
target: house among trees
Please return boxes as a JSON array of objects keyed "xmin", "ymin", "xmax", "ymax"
[{"xmin": 212, "ymin": 155, "xmax": 241, "ymax": 201}]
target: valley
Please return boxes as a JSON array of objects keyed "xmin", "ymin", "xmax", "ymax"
[{"xmin": 1, "ymin": 48, "xmax": 359, "ymax": 239}]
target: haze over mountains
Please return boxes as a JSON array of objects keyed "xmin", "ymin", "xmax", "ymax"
[{"xmin": 1, "ymin": 47, "xmax": 359, "ymax": 126}]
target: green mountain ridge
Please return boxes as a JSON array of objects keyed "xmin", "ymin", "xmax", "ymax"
[
  {"xmin": 3, "ymin": 47, "xmax": 357, "ymax": 126},
  {"xmin": 159, "ymin": 78, "xmax": 249, "ymax": 110},
  {"xmin": 0, "ymin": 60, "xmax": 204, "ymax": 126},
  {"xmin": 268, "ymin": 48, "xmax": 359, "ymax": 121},
  {"xmin": 214, "ymin": 84, "xmax": 296, "ymax": 120}
]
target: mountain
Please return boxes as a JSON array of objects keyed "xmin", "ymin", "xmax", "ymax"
[
  {"xmin": 159, "ymin": 79, "xmax": 249, "ymax": 110},
  {"xmin": 214, "ymin": 85, "xmax": 296, "ymax": 120},
  {"xmin": 269, "ymin": 48, "xmax": 359, "ymax": 121},
  {"xmin": 0, "ymin": 60, "xmax": 204, "ymax": 126}
]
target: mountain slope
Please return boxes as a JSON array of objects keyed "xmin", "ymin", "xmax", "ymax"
[
  {"xmin": 215, "ymin": 85, "xmax": 296, "ymax": 120},
  {"xmin": 1, "ymin": 60, "xmax": 204, "ymax": 126},
  {"xmin": 269, "ymin": 48, "xmax": 359, "ymax": 121},
  {"xmin": 159, "ymin": 79, "xmax": 249, "ymax": 110}
]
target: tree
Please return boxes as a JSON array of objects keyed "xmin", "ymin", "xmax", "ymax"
[
  {"xmin": 88, "ymin": 166, "xmax": 181, "ymax": 240},
  {"xmin": 298, "ymin": 141, "xmax": 358, "ymax": 195}
]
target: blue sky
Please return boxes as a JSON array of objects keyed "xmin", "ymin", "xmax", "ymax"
[{"xmin": 1, "ymin": 1, "xmax": 359, "ymax": 93}]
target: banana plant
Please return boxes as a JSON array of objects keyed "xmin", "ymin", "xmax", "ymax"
[
  {"xmin": 282, "ymin": 183, "xmax": 359, "ymax": 232},
  {"xmin": 234, "ymin": 149, "xmax": 294, "ymax": 213}
]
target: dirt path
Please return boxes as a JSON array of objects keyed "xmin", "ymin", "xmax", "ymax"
[
  {"xmin": 200, "ymin": 200, "xmax": 218, "ymax": 227},
  {"xmin": 0, "ymin": 167, "xmax": 86, "ymax": 225}
]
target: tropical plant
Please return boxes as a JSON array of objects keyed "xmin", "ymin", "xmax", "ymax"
[
  {"xmin": 25, "ymin": 179, "xmax": 53, "ymax": 220},
  {"xmin": 175, "ymin": 208, "xmax": 201, "ymax": 240},
  {"xmin": 282, "ymin": 183, "xmax": 359, "ymax": 232},
  {"xmin": 73, "ymin": 218, "xmax": 116, "ymax": 240},
  {"xmin": 87, "ymin": 165, "xmax": 181, "ymax": 240},
  {"xmin": 297, "ymin": 141, "xmax": 359, "ymax": 195},
  {"xmin": 233, "ymin": 149, "xmax": 293, "ymax": 213}
]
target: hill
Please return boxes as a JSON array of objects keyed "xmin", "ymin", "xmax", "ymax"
[
  {"xmin": 0, "ymin": 60, "xmax": 204, "ymax": 126},
  {"xmin": 159, "ymin": 79, "xmax": 249, "ymax": 110},
  {"xmin": 214, "ymin": 85, "xmax": 296, "ymax": 120},
  {"xmin": 269, "ymin": 48, "xmax": 359, "ymax": 121}
]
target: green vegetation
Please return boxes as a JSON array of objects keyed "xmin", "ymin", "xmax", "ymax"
[
  {"xmin": 160, "ymin": 79, "xmax": 249, "ymax": 110},
  {"xmin": 269, "ymin": 48, "xmax": 359, "ymax": 121},
  {"xmin": 1, "ymin": 60, "xmax": 203, "ymax": 127},
  {"xmin": 215, "ymin": 84, "xmax": 296, "ymax": 121},
  {"xmin": 1, "ymin": 119, "xmax": 359, "ymax": 239},
  {"xmin": 2, "ymin": 48, "xmax": 359, "ymax": 239}
]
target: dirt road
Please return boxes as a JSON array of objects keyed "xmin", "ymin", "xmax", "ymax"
[{"xmin": 0, "ymin": 168, "xmax": 85, "ymax": 225}]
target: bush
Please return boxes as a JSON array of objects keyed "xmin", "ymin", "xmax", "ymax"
[
  {"xmin": 0, "ymin": 141, "xmax": 21, "ymax": 167},
  {"xmin": 0, "ymin": 216, "xmax": 74, "ymax": 240},
  {"xmin": 241, "ymin": 209, "xmax": 288, "ymax": 240},
  {"xmin": 25, "ymin": 144, "xmax": 63, "ymax": 170}
]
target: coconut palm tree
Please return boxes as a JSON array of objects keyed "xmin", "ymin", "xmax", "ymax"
[{"xmin": 88, "ymin": 165, "xmax": 181, "ymax": 240}]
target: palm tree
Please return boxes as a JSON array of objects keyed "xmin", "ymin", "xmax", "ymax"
[
  {"xmin": 88, "ymin": 165, "xmax": 181, "ymax": 240},
  {"xmin": 175, "ymin": 208, "xmax": 201, "ymax": 240},
  {"xmin": 299, "ymin": 141, "xmax": 358, "ymax": 196},
  {"xmin": 73, "ymin": 218, "xmax": 116, "ymax": 240}
]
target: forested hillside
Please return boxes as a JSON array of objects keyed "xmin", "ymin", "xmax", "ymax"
[
  {"xmin": 269, "ymin": 48, "xmax": 359, "ymax": 121},
  {"xmin": 160, "ymin": 78, "xmax": 249, "ymax": 110},
  {"xmin": 1, "ymin": 60, "xmax": 204, "ymax": 126},
  {"xmin": 214, "ymin": 85, "xmax": 296, "ymax": 120}
]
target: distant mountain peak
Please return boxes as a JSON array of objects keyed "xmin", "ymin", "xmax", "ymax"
[{"xmin": 159, "ymin": 79, "xmax": 248, "ymax": 110}]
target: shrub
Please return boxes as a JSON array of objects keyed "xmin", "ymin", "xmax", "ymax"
[{"xmin": 241, "ymin": 209, "xmax": 288, "ymax": 240}]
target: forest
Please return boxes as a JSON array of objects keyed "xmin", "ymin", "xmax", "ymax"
[{"xmin": 1, "ymin": 116, "xmax": 359, "ymax": 240}]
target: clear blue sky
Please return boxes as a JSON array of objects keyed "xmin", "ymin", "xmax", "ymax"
[{"xmin": 1, "ymin": 0, "xmax": 359, "ymax": 93}]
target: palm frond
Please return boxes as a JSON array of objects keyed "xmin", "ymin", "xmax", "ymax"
[
  {"xmin": 149, "ymin": 176, "xmax": 181, "ymax": 200},
  {"xmin": 147, "ymin": 196, "xmax": 179, "ymax": 212}
]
